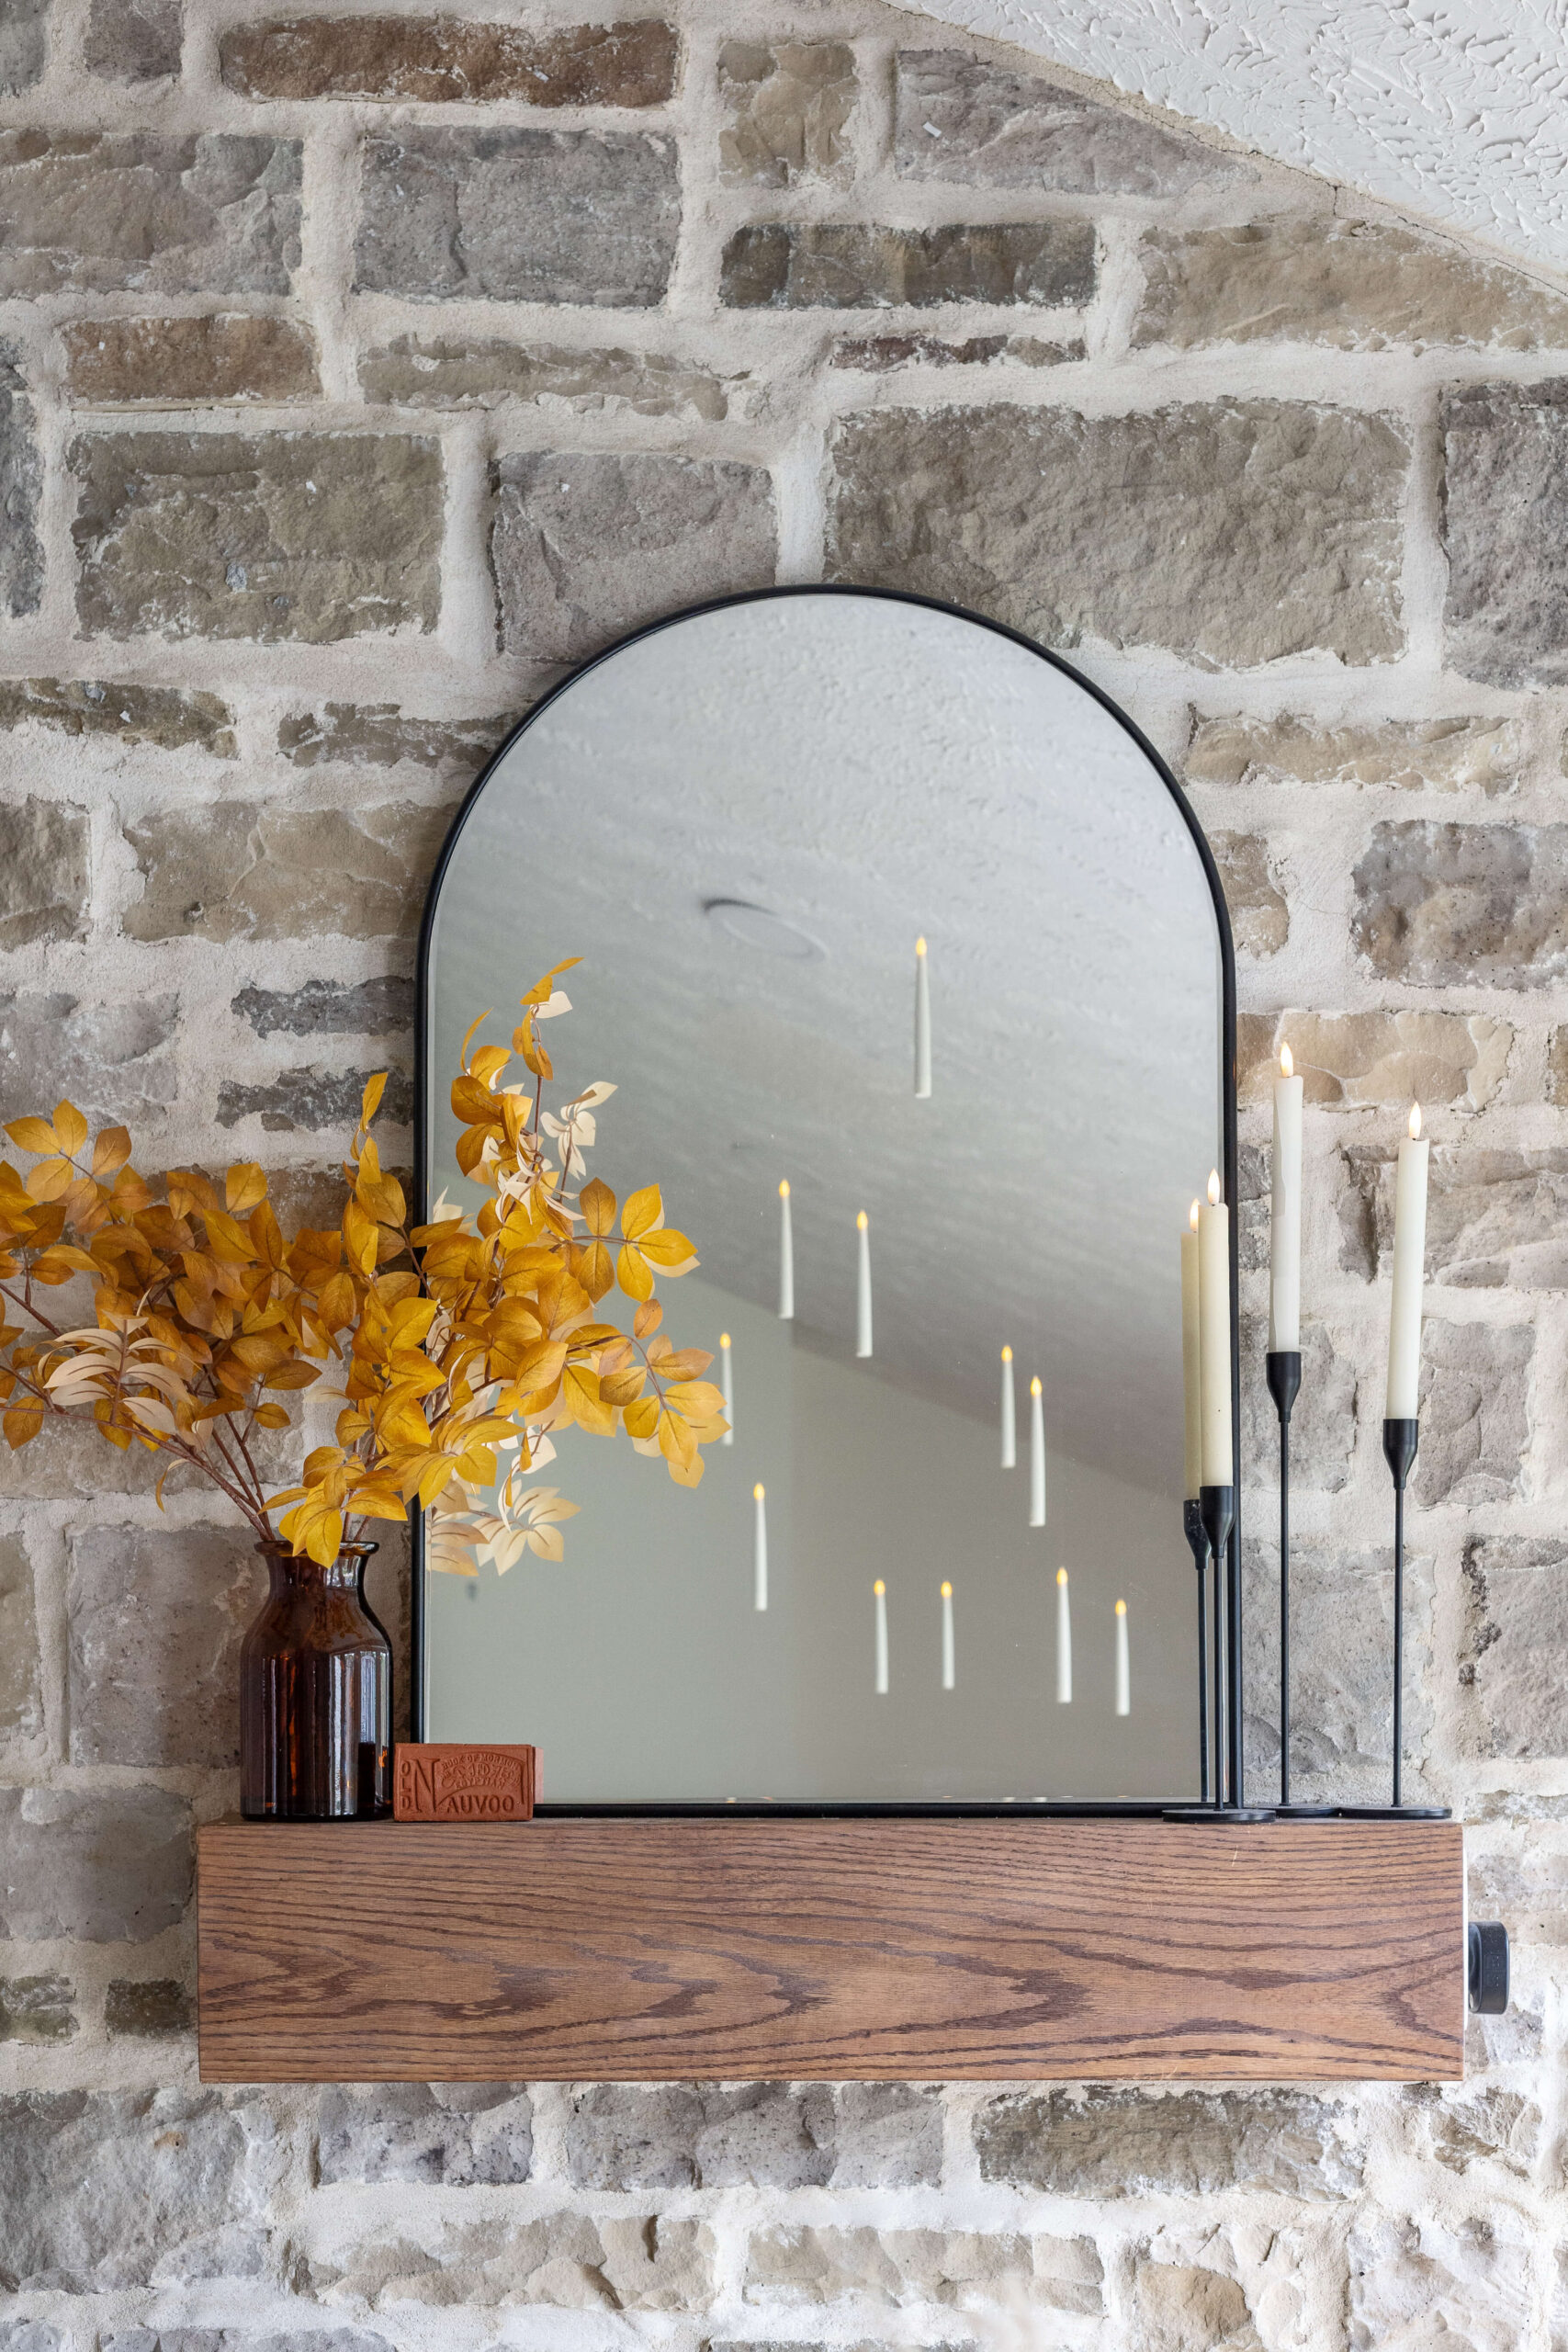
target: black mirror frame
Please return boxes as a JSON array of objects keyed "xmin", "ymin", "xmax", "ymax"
[{"xmin": 412, "ymin": 583, "xmax": 1242, "ymax": 1807}]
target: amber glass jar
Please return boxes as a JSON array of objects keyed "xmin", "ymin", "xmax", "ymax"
[{"xmin": 240, "ymin": 1540, "xmax": 392, "ymax": 1819}]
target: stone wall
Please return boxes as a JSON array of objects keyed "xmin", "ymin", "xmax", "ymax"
[{"xmin": 1, "ymin": 0, "xmax": 1565, "ymax": 2343}]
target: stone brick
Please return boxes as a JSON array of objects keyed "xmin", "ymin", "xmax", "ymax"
[
  {"xmin": 1443, "ymin": 378, "xmax": 1568, "ymax": 687},
  {"xmin": 1461, "ymin": 1536, "xmax": 1568, "ymax": 1758},
  {"xmin": 1341, "ymin": 1141, "xmax": 1568, "ymax": 1290},
  {"xmin": 894, "ymin": 50, "xmax": 1241, "ymax": 192},
  {"xmin": 107, "ymin": 2335, "xmax": 391, "ymax": 2352},
  {"xmin": 0, "ymin": 990, "xmax": 178, "ymax": 1125},
  {"xmin": 1237, "ymin": 1010, "xmax": 1511, "ymax": 1112},
  {"xmin": 1235, "ymin": 1137, "xmax": 1269, "ymax": 1276},
  {"xmin": 565, "ymin": 2083, "xmax": 940, "ymax": 2191},
  {"xmin": 1186, "ymin": 709, "xmax": 1522, "ymax": 795},
  {"xmin": 106, "ymin": 1979, "xmax": 194, "ymax": 2038},
  {"xmin": 1348, "ymin": 2211, "xmax": 1534, "ymax": 2352},
  {"xmin": 1212, "ymin": 830, "xmax": 1287, "ymax": 956},
  {"xmin": 355, "ymin": 128, "xmax": 679, "ymax": 307},
  {"xmin": 828, "ymin": 402, "xmax": 1407, "ymax": 666},
  {"xmin": 1136, "ymin": 218, "xmax": 1568, "ymax": 352},
  {"xmin": 1402, "ymin": 2081, "xmax": 1543, "ymax": 2180},
  {"xmin": 745, "ymin": 2225, "xmax": 1102, "ymax": 2312},
  {"xmin": 359, "ymin": 334, "xmax": 732, "ymax": 419},
  {"xmin": 63, "ymin": 315, "xmax": 319, "ymax": 405},
  {"xmin": 0, "ymin": 1976, "xmax": 74, "ymax": 2044},
  {"xmin": 718, "ymin": 42, "xmax": 855, "ymax": 186},
  {"xmin": 310, "ymin": 2210, "xmax": 712, "ymax": 2309},
  {"xmin": 829, "ymin": 331, "xmax": 1082, "ymax": 369},
  {"xmin": 491, "ymin": 450, "xmax": 775, "ymax": 666},
  {"xmin": 0, "ymin": 134, "xmax": 299, "ymax": 299},
  {"xmin": 85, "ymin": 0, "xmax": 183, "ymax": 82},
  {"xmin": 0, "ymin": 0, "xmax": 47, "ymax": 93},
  {"xmin": 721, "ymin": 221, "xmax": 1094, "ymax": 310},
  {"xmin": 975, "ymin": 2086, "xmax": 1361, "ymax": 2198},
  {"xmin": 277, "ymin": 705, "xmax": 516, "ymax": 779},
  {"xmin": 0, "ymin": 677, "xmax": 236, "ymax": 755},
  {"xmin": 1545, "ymin": 1027, "xmax": 1568, "ymax": 1106},
  {"xmin": 1, "ymin": 343, "xmax": 43, "ymax": 618},
  {"xmin": 1353, "ymin": 819, "xmax": 1568, "ymax": 987},
  {"xmin": 67, "ymin": 1524, "xmax": 259, "ymax": 1769},
  {"xmin": 0, "ymin": 1788, "xmax": 191, "ymax": 1942},
  {"xmin": 1133, "ymin": 2258, "xmax": 1255, "ymax": 2352},
  {"xmin": 71, "ymin": 431, "xmax": 442, "ymax": 643},
  {"xmin": 0, "ymin": 797, "xmax": 89, "ymax": 950},
  {"xmin": 1241, "ymin": 1316, "xmax": 1358, "ymax": 1493},
  {"xmin": 222, "ymin": 17, "xmax": 675, "ymax": 103},
  {"xmin": 0, "ymin": 1537, "xmax": 42, "ymax": 1758},
  {"xmin": 0, "ymin": 2327, "xmax": 60, "ymax": 2352},
  {"xmin": 318, "ymin": 2085, "xmax": 532, "ymax": 2183},
  {"xmin": 233, "ymin": 976, "xmax": 413, "ymax": 1040},
  {"xmin": 1414, "ymin": 1320, "xmax": 1532, "ymax": 1507},
  {"xmin": 1471, "ymin": 1846, "xmax": 1568, "ymax": 1944},
  {"xmin": 0, "ymin": 2088, "xmax": 280, "ymax": 2289},
  {"xmin": 217, "ymin": 1067, "xmax": 413, "ymax": 1133},
  {"xmin": 122, "ymin": 800, "xmax": 453, "ymax": 942}
]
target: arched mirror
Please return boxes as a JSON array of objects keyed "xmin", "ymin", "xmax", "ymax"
[{"xmin": 416, "ymin": 587, "xmax": 1237, "ymax": 1807}]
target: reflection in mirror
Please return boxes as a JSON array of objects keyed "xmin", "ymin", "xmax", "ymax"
[{"xmin": 420, "ymin": 590, "xmax": 1232, "ymax": 1804}]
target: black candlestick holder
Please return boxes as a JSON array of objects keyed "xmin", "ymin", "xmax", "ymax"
[
  {"xmin": 1165, "ymin": 1484, "xmax": 1273, "ymax": 1823},
  {"xmin": 1338, "ymin": 1418, "xmax": 1450, "ymax": 1821},
  {"xmin": 1183, "ymin": 1496, "xmax": 1211, "ymax": 1804},
  {"xmin": 1266, "ymin": 1351, "xmax": 1335, "ymax": 1820}
]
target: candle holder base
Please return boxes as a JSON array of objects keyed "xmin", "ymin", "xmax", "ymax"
[
  {"xmin": 1162, "ymin": 1805, "xmax": 1276, "ymax": 1825},
  {"xmin": 1334, "ymin": 1803, "xmax": 1452, "ymax": 1820},
  {"xmin": 1272, "ymin": 1804, "xmax": 1338, "ymax": 1819}
]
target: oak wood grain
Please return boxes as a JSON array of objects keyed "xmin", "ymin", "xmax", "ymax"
[{"xmin": 197, "ymin": 1816, "xmax": 1464, "ymax": 2083}]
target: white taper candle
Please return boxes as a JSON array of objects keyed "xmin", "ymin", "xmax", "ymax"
[
  {"xmin": 1115, "ymin": 1597, "xmax": 1130, "ymax": 1716},
  {"xmin": 941, "ymin": 1579, "xmax": 955, "ymax": 1690},
  {"xmin": 1055, "ymin": 1566, "xmax": 1072, "ymax": 1703},
  {"xmin": 1180, "ymin": 1206, "xmax": 1201, "ymax": 1502},
  {"xmin": 719, "ymin": 1330, "xmax": 734, "ymax": 1445},
  {"xmin": 1386, "ymin": 1103, "xmax": 1429, "ymax": 1419},
  {"xmin": 856, "ymin": 1210, "xmax": 873, "ymax": 1358},
  {"xmin": 752, "ymin": 1482, "xmax": 768, "ymax": 1611},
  {"xmin": 1029, "ymin": 1374, "xmax": 1046, "ymax": 1527},
  {"xmin": 1270, "ymin": 1044, "xmax": 1304, "ymax": 1353},
  {"xmin": 1000, "ymin": 1344, "xmax": 1016, "ymax": 1469},
  {"xmin": 777, "ymin": 1180, "xmax": 794, "ymax": 1319},
  {"xmin": 874, "ymin": 1578, "xmax": 889, "ymax": 1694},
  {"xmin": 1199, "ymin": 1170, "xmax": 1233, "ymax": 1486},
  {"xmin": 914, "ymin": 934, "xmax": 931, "ymax": 1099}
]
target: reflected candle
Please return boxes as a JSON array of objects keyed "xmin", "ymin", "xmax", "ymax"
[
  {"xmin": 778, "ymin": 1181, "xmax": 794, "ymax": 1320},
  {"xmin": 914, "ymin": 935, "xmax": 932, "ymax": 1098},
  {"xmin": 1386, "ymin": 1103, "xmax": 1429, "ymax": 1419},
  {"xmin": 1115, "ymin": 1598, "xmax": 1131, "ymax": 1716},
  {"xmin": 1000, "ymin": 1344, "xmax": 1016, "ymax": 1469},
  {"xmin": 874, "ymin": 1578, "xmax": 889, "ymax": 1694},
  {"xmin": 1055, "ymin": 1566, "xmax": 1072, "ymax": 1703},
  {"xmin": 941, "ymin": 1579, "xmax": 955, "ymax": 1690},
  {"xmin": 1029, "ymin": 1375, "xmax": 1046, "ymax": 1527},
  {"xmin": 752, "ymin": 1482, "xmax": 768, "ymax": 1611},
  {"xmin": 719, "ymin": 1331, "xmax": 734, "ymax": 1445},
  {"xmin": 1180, "ymin": 1203, "xmax": 1201, "ymax": 1502},
  {"xmin": 1270, "ymin": 1044, "xmax": 1303, "ymax": 1352},
  {"xmin": 1199, "ymin": 1170, "xmax": 1233, "ymax": 1486},
  {"xmin": 856, "ymin": 1210, "xmax": 873, "ymax": 1358}
]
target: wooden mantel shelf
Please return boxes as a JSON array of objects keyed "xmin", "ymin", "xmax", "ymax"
[{"xmin": 197, "ymin": 1815, "xmax": 1464, "ymax": 2084}]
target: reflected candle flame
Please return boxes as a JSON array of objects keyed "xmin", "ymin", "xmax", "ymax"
[
  {"xmin": 1029, "ymin": 1374, "xmax": 1046, "ymax": 1528},
  {"xmin": 777, "ymin": 1180, "xmax": 794, "ymax": 1320}
]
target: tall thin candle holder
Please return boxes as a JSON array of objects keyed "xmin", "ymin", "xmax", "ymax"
[
  {"xmin": 1183, "ymin": 1498, "xmax": 1210, "ymax": 1805},
  {"xmin": 1267, "ymin": 1350, "xmax": 1334, "ymax": 1820},
  {"xmin": 1339, "ymin": 1419, "xmax": 1450, "ymax": 1821},
  {"xmin": 1166, "ymin": 1485, "xmax": 1272, "ymax": 1823}
]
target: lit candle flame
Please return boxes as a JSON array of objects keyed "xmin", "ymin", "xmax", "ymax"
[
  {"xmin": 1190, "ymin": 1198, "xmax": 1201, "ymax": 1232},
  {"xmin": 1001, "ymin": 1343, "xmax": 1012, "ymax": 1363},
  {"xmin": 1115, "ymin": 1597, "xmax": 1126, "ymax": 1617},
  {"xmin": 778, "ymin": 1178, "xmax": 790, "ymax": 1199},
  {"xmin": 916, "ymin": 935, "xmax": 927, "ymax": 957},
  {"xmin": 753, "ymin": 1482, "xmax": 764, "ymax": 1501},
  {"xmin": 1031, "ymin": 1374, "xmax": 1042, "ymax": 1396},
  {"xmin": 1056, "ymin": 1566, "xmax": 1067, "ymax": 1588},
  {"xmin": 1207, "ymin": 1169, "xmax": 1222, "ymax": 1206},
  {"xmin": 720, "ymin": 1332, "xmax": 731, "ymax": 1351},
  {"xmin": 941, "ymin": 1579, "xmax": 952, "ymax": 1599},
  {"xmin": 1409, "ymin": 1102, "xmax": 1422, "ymax": 1141},
  {"xmin": 874, "ymin": 1578, "xmax": 885, "ymax": 1597},
  {"xmin": 857, "ymin": 1208, "xmax": 868, "ymax": 1231},
  {"xmin": 1280, "ymin": 1043, "xmax": 1293, "ymax": 1078}
]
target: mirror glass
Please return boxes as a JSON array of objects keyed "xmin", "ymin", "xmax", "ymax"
[{"xmin": 420, "ymin": 590, "xmax": 1229, "ymax": 1804}]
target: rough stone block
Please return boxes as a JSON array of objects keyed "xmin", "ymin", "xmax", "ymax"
[
  {"xmin": 974, "ymin": 2086, "xmax": 1361, "ymax": 2198},
  {"xmin": 309, "ymin": 2209, "xmax": 712, "ymax": 2309},
  {"xmin": 1416, "ymin": 1320, "xmax": 1532, "ymax": 1506},
  {"xmin": 0, "ymin": 989, "xmax": 178, "ymax": 1125},
  {"xmin": 718, "ymin": 42, "xmax": 856, "ymax": 186},
  {"xmin": 1, "ymin": 344, "xmax": 42, "ymax": 618},
  {"xmin": 63, "ymin": 315, "xmax": 319, "ymax": 405},
  {"xmin": 1339, "ymin": 1141, "xmax": 1568, "ymax": 1290},
  {"xmin": 107, "ymin": 2335, "xmax": 395, "ymax": 2352},
  {"xmin": 1348, "ymin": 2211, "xmax": 1534, "ymax": 2352},
  {"xmin": 565, "ymin": 2083, "xmax": 939, "ymax": 2191},
  {"xmin": 1133, "ymin": 2258, "xmax": 1256, "ymax": 2352},
  {"xmin": 1237, "ymin": 1010, "xmax": 1510, "ymax": 1112},
  {"xmin": 67, "ymin": 1524, "xmax": 260, "ymax": 1769},
  {"xmin": 106, "ymin": 1979, "xmax": 194, "ymax": 2038},
  {"xmin": 0, "ymin": 2326, "xmax": 61, "ymax": 2352},
  {"xmin": 1548, "ymin": 1028, "xmax": 1568, "ymax": 1106},
  {"xmin": 217, "ymin": 1067, "xmax": 413, "ymax": 1132},
  {"xmin": 359, "ymin": 334, "xmax": 731, "ymax": 418},
  {"xmin": 0, "ymin": 1788, "xmax": 191, "ymax": 1942},
  {"xmin": 72, "ymin": 431, "xmax": 442, "ymax": 643},
  {"xmin": 122, "ymin": 799, "xmax": 453, "ymax": 942},
  {"xmin": 745, "ymin": 2225, "xmax": 1101, "ymax": 2311},
  {"xmin": 1353, "ymin": 818, "xmax": 1568, "ymax": 987},
  {"xmin": 1136, "ymin": 218, "xmax": 1568, "ymax": 351},
  {"xmin": 0, "ymin": 1537, "xmax": 43, "ymax": 1758},
  {"xmin": 1186, "ymin": 709, "xmax": 1522, "ymax": 795},
  {"xmin": 355, "ymin": 128, "xmax": 679, "ymax": 307},
  {"xmin": 0, "ymin": 0, "xmax": 47, "ymax": 93},
  {"xmin": 0, "ymin": 2089, "xmax": 281, "ymax": 2289},
  {"xmin": 0, "ymin": 133, "xmax": 299, "ymax": 298},
  {"xmin": 893, "ymin": 50, "xmax": 1240, "ymax": 191},
  {"xmin": 233, "ymin": 976, "xmax": 413, "ymax": 1040},
  {"xmin": 85, "ymin": 0, "xmax": 183, "ymax": 81},
  {"xmin": 1444, "ymin": 378, "xmax": 1568, "ymax": 686},
  {"xmin": 0, "ymin": 677, "xmax": 236, "ymax": 755},
  {"xmin": 277, "ymin": 703, "xmax": 516, "ymax": 775},
  {"xmin": 1400, "ymin": 2082, "xmax": 1543, "ymax": 2183},
  {"xmin": 318, "ymin": 2085, "xmax": 532, "ymax": 2183},
  {"xmin": 491, "ymin": 449, "xmax": 775, "ymax": 666},
  {"xmin": 0, "ymin": 1976, "xmax": 75, "ymax": 2044},
  {"xmin": 1461, "ymin": 1536, "xmax": 1568, "ymax": 1758},
  {"xmin": 1212, "ymin": 829, "xmax": 1287, "ymax": 956},
  {"xmin": 828, "ymin": 401, "xmax": 1407, "ymax": 665},
  {"xmin": 721, "ymin": 221, "xmax": 1094, "ymax": 310},
  {"xmin": 0, "ymin": 797, "xmax": 89, "ymax": 949},
  {"xmin": 222, "ymin": 17, "xmax": 675, "ymax": 103},
  {"xmin": 1241, "ymin": 1316, "xmax": 1358, "ymax": 1492}
]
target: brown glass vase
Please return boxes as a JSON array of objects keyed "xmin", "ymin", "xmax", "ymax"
[{"xmin": 240, "ymin": 1539, "xmax": 392, "ymax": 1819}]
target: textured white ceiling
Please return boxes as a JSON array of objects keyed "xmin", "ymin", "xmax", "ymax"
[{"xmin": 895, "ymin": 0, "xmax": 1568, "ymax": 276}]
